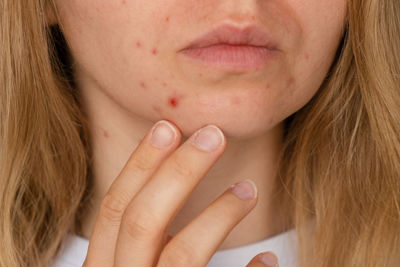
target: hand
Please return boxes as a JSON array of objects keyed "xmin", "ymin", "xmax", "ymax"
[{"xmin": 82, "ymin": 120, "xmax": 277, "ymax": 267}]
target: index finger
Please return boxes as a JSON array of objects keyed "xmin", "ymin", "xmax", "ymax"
[
  {"xmin": 115, "ymin": 124, "xmax": 226, "ymax": 267},
  {"xmin": 83, "ymin": 120, "xmax": 181, "ymax": 267}
]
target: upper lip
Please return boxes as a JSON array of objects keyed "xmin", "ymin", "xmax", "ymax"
[{"xmin": 181, "ymin": 24, "xmax": 279, "ymax": 51}]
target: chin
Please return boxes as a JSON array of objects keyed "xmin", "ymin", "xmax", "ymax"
[{"xmin": 165, "ymin": 115, "xmax": 282, "ymax": 141}]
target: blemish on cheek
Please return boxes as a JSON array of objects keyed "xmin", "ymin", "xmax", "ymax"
[
  {"xmin": 251, "ymin": 16, "xmax": 255, "ymax": 20},
  {"xmin": 152, "ymin": 48, "xmax": 158, "ymax": 55},
  {"xmin": 169, "ymin": 97, "xmax": 179, "ymax": 107},
  {"xmin": 162, "ymin": 82, "xmax": 167, "ymax": 87},
  {"xmin": 121, "ymin": 0, "xmax": 126, "ymax": 5},
  {"xmin": 103, "ymin": 130, "xmax": 109, "ymax": 138},
  {"xmin": 165, "ymin": 16, "xmax": 170, "ymax": 22},
  {"xmin": 266, "ymin": 83, "xmax": 270, "ymax": 90},
  {"xmin": 152, "ymin": 105, "xmax": 161, "ymax": 113},
  {"xmin": 167, "ymin": 92, "xmax": 184, "ymax": 108},
  {"xmin": 140, "ymin": 82, "xmax": 147, "ymax": 89},
  {"xmin": 198, "ymin": 73, "xmax": 203, "ymax": 77},
  {"xmin": 136, "ymin": 41, "xmax": 142, "ymax": 48},
  {"xmin": 305, "ymin": 53, "xmax": 310, "ymax": 60}
]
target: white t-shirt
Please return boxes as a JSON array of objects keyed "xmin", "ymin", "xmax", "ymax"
[{"xmin": 51, "ymin": 229, "xmax": 298, "ymax": 267}]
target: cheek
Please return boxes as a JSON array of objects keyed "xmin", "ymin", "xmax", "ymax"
[{"xmin": 56, "ymin": 0, "xmax": 347, "ymax": 137}]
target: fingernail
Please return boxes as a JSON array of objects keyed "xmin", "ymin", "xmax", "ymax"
[
  {"xmin": 231, "ymin": 179, "xmax": 258, "ymax": 200},
  {"xmin": 193, "ymin": 125, "xmax": 224, "ymax": 152},
  {"xmin": 150, "ymin": 120, "xmax": 177, "ymax": 148},
  {"xmin": 259, "ymin": 252, "xmax": 279, "ymax": 267}
]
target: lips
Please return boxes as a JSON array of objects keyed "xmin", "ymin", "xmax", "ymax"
[
  {"xmin": 178, "ymin": 24, "xmax": 280, "ymax": 71},
  {"xmin": 180, "ymin": 24, "xmax": 279, "ymax": 51}
]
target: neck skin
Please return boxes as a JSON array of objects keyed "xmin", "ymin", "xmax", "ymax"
[{"xmin": 77, "ymin": 77, "xmax": 290, "ymax": 250}]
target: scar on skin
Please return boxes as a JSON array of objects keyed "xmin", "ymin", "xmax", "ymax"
[
  {"xmin": 140, "ymin": 82, "xmax": 147, "ymax": 89},
  {"xmin": 167, "ymin": 91, "xmax": 184, "ymax": 108},
  {"xmin": 152, "ymin": 48, "xmax": 158, "ymax": 55},
  {"xmin": 136, "ymin": 41, "xmax": 142, "ymax": 48}
]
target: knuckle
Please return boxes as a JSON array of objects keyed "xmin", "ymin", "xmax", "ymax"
[
  {"xmin": 169, "ymin": 154, "xmax": 193, "ymax": 177},
  {"xmin": 159, "ymin": 238, "xmax": 201, "ymax": 267},
  {"xmin": 128, "ymin": 155, "xmax": 154, "ymax": 173},
  {"xmin": 99, "ymin": 193, "xmax": 126, "ymax": 223},
  {"xmin": 122, "ymin": 208, "xmax": 162, "ymax": 239}
]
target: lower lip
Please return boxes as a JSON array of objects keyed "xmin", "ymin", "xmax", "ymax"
[{"xmin": 179, "ymin": 44, "xmax": 278, "ymax": 70}]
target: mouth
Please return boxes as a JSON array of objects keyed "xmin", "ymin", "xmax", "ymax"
[{"xmin": 179, "ymin": 24, "xmax": 280, "ymax": 70}]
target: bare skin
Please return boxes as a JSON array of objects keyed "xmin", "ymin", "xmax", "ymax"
[
  {"xmin": 49, "ymin": 0, "xmax": 348, "ymax": 265},
  {"xmin": 82, "ymin": 121, "xmax": 279, "ymax": 266}
]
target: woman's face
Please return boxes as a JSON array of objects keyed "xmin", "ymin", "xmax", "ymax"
[{"xmin": 53, "ymin": 0, "xmax": 347, "ymax": 139}]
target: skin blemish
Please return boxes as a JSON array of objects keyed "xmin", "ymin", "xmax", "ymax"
[
  {"xmin": 165, "ymin": 16, "xmax": 170, "ymax": 22},
  {"xmin": 167, "ymin": 91, "xmax": 184, "ymax": 108},
  {"xmin": 152, "ymin": 105, "xmax": 161, "ymax": 113},
  {"xmin": 152, "ymin": 48, "xmax": 158, "ymax": 55},
  {"xmin": 103, "ymin": 130, "xmax": 109, "ymax": 138},
  {"xmin": 305, "ymin": 53, "xmax": 310, "ymax": 60},
  {"xmin": 139, "ymin": 82, "xmax": 147, "ymax": 89},
  {"xmin": 169, "ymin": 97, "xmax": 178, "ymax": 107},
  {"xmin": 162, "ymin": 82, "xmax": 167, "ymax": 87},
  {"xmin": 136, "ymin": 41, "xmax": 142, "ymax": 48},
  {"xmin": 198, "ymin": 73, "xmax": 203, "ymax": 77},
  {"xmin": 251, "ymin": 16, "xmax": 255, "ymax": 20},
  {"xmin": 122, "ymin": 0, "xmax": 126, "ymax": 5},
  {"xmin": 266, "ymin": 83, "xmax": 270, "ymax": 90}
]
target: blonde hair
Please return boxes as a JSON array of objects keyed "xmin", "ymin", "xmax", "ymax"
[{"xmin": 1, "ymin": 0, "xmax": 399, "ymax": 266}]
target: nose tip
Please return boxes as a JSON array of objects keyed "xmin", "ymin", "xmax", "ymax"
[
  {"xmin": 222, "ymin": 0, "xmax": 259, "ymax": 24},
  {"xmin": 226, "ymin": 13, "xmax": 257, "ymax": 23},
  {"xmin": 222, "ymin": 12, "xmax": 258, "ymax": 29}
]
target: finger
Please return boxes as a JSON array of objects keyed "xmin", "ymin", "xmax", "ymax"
[
  {"xmin": 157, "ymin": 179, "xmax": 258, "ymax": 267},
  {"xmin": 83, "ymin": 120, "xmax": 181, "ymax": 267},
  {"xmin": 115, "ymin": 124, "xmax": 226, "ymax": 267},
  {"xmin": 246, "ymin": 252, "xmax": 279, "ymax": 267}
]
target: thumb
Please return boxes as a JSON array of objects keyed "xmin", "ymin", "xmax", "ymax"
[{"xmin": 246, "ymin": 252, "xmax": 279, "ymax": 267}]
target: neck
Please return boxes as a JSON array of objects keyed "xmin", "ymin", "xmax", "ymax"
[{"xmin": 78, "ymin": 81, "xmax": 290, "ymax": 250}]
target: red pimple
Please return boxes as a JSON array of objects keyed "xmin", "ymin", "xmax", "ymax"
[
  {"xmin": 103, "ymin": 130, "xmax": 109, "ymax": 138},
  {"xmin": 140, "ymin": 82, "xmax": 147, "ymax": 89},
  {"xmin": 136, "ymin": 41, "xmax": 142, "ymax": 48},
  {"xmin": 122, "ymin": 0, "xmax": 126, "ymax": 4},
  {"xmin": 305, "ymin": 53, "xmax": 310, "ymax": 60},
  {"xmin": 169, "ymin": 97, "xmax": 178, "ymax": 107},
  {"xmin": 152, "ymin": 48, "xmax": 158, "ymax": 55},
  {"xmin": 165, "ymin": 16, "xmax": 170, "ymax": 22},
  {"xmin": 167, "ymin": 92, "xmax": 184, "ymax": 108},
  {"xmin": 266, "ymin": 83, "xmax": 270, "ymax": 89}
]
